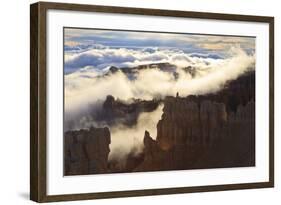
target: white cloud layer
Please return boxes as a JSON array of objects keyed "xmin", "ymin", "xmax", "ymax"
[
  {"xmin": 64, "ymin": 46, "xmax": 255, "ymax": 162},
  {"xmin": 65, "ymin": 46, "xmax": 255, "ymax": 114}
]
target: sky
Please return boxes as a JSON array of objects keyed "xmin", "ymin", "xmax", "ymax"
[
  {"xmin": 64, "ymin": 28, "xmax": 255, "ymax": 74},
  {"xmin": 64, "ymin": 28, "xmax": 255, "ymax": 52}
]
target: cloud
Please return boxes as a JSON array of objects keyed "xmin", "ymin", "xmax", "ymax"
[
  {"xmin": 64, "ymin": 46, "xmax": 225, "ymax": 74},
  {"xmin": 64, "ymin": 45, "xmax": 255, "ymax": 164},
  {"xmin": 109, "ymin": 104, "xmax": 163, "ymax": 163},
  {"xmin": 64, "ymin": 46, "xmax": 254, "ymax": 114},
  {"xmin": 189, "ymin": 53, "xmax": 223, "ymax": 59},
  {"xmin": 65, "ymin": 48, "xmax": 137, "ymax": 73},
  {"xmin": 64, "ymin": 28, "xmax": 255, "ymax": 59}
]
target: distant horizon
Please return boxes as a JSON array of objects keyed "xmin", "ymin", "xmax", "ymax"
[
  {"xmin": 64, "ymin": 27, "xmax": 255, "ymax": 50},
  {"xmin": 64, "ymin": 28, "xmax": 255, "ymax": 74}
]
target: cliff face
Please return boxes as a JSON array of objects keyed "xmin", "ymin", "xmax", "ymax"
[
  {"xmin": 64, "ymin": 127, "xmax": 111, "ymax": 175},
  {"xmin": 135, "ymin": 99, "xmax": 255, "ymax": 172},
  {"xmin": 96, "ymin": 95, "xmax": 160, "ymax": 127},
  {"xmin": 135, "ymin": 72, "xmax": 255, "ymax": 172},
  {"xmin": 157, "ymin": 99, "xmax": 228, "ymax": 150},
  {"xmin": 109, "ymin": 62, "xmax": 177, "ymax": 75},
  {"xmin": 64, "ymin": 71, "xmax": 255, "ymax": 175}
]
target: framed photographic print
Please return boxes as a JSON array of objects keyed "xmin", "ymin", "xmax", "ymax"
[{"xmin": 30, "ymin": 1, "xmax": 274, "ymax": 202}]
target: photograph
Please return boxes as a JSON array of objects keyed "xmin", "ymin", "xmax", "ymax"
[
  {"xmin": 29, "ymin": 2, "xmax": 274, "ymax": 202},
  {"xmin": 63, "ymin": 28, "xmax": 256, "ymax": 176}
]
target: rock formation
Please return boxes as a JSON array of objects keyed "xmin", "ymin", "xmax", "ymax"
[
  {"xmin": 96, "ymin": 95, "xmax": 160, "ymax": 126},
  {"xmin": 64, "ymin": 126, "xmax": 111, "ymax": 175},
  {"xmin": 64, "ymin": 70, "xmax": 255, "ymax": 175},
  {"xmin": 135, "ymin": 71, "xmax": 255, "ymax": 172},
  {"xmin": 156, "ymin": 98, "xmax": 228, "ymax": 150},
  {"xmin": 135, "ymin": 97, "xmax": 255, "ymax": 172}
]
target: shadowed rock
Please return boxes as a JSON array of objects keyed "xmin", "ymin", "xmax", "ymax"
[
  {"xmin": 135, "ymin": 71, "xmax": 255, "ymax": 172},
  {"xmin": 64, "ymin": 71, "xmax": 255, "ymax": 175},
  {"xmin": 64, "ymin": 126, "xmax": 111, "ymax": 175}
]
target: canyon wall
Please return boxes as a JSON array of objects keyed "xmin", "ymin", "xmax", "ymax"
[
  {"xmin": 64, "ymin": 71, "xmax": 255, "ymax": 175},
  {"xmin": 135, "ymin": 97, "xmax": 255, "ymax": 172},
  {"xmin": 135, "ymin": 71, "xmax": 255, "ymax": 172},
  {"xmin": 64, "ymin": 126, "xmax": 111, "ymax": 175}
]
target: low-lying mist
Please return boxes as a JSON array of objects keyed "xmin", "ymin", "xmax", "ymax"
[
  {"xmin": 109, "ymin": 104, "xmax": 163, "ymax": 163},
  {"xmin": 65, "ymin": 46, "xmax": 254, "ymax": 113},
  {"xmin": 64, "ymin": 46, "xmax": 255, "ymax": 162}
]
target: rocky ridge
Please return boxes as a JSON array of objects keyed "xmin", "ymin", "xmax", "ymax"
[
  {"xmin": 64, "ymin": 127, "xmax": 111, "ymax": 175},
  {"xmin": 64, "ymin": 70, "xmax": 255, "ymax": 175}
]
